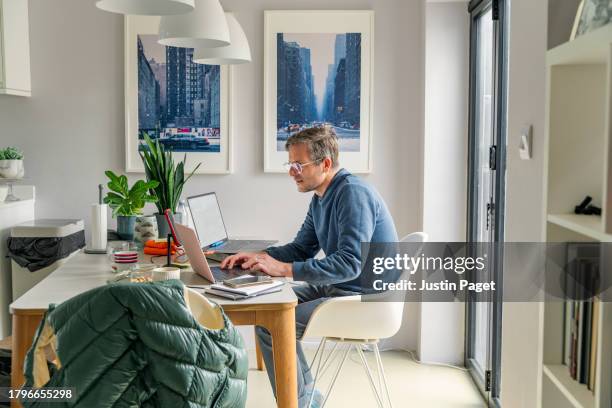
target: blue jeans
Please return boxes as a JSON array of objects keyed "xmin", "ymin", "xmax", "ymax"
[{"xmin": 255, "ymin": 284, "xmax": 360, "ymax": 408}]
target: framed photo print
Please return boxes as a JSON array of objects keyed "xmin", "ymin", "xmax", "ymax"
[
  {"xmin": 570, "ymin": 0, "xmax": 612, "ymax": 40},
  {"xmin": 263, "ymin": 10, "xmax": 374, "ymax": 173},
  {"xmin": 125, "ymin": 16, "xmax": 233, "ymax": 174}
]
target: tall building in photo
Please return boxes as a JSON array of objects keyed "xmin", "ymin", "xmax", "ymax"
[
  {"xmin": 299, "ymin": 47, "xmax": 316, "ymax": 123},
  {"xmin": 191, "ymin": 65, "xmax": 220, "ymax": 128},
  {"xmin": 277, "ymin": 35, "xmax": 321, "ymax": 127},
  {"xmin": 277, "ymin": 39, "xmax": 308, "ymax": 126},
  {"xmin": 322, "ymin": 34, "xmax": 347, "ymax": 124},
  {"xmin": 149, "ymin": 59, "xmax": 167, "ymax": 127},
  {"xmin": 334, "ymin": 34, "xmax": 346, "ymax": 68},
  {"xmin": 137, "ymin": 36, "xmax": 160, "ymax": 131},
  {"xmin": 209, "ymin": 66, "xmax": 220, "ymax": 128},
  {"xmin": 277, "ymin": 34, "xmax": 288, "ymax": 128},
  {"xmin": 193, "ymin": 99, "xmax": 207, "ymax": 127},
  {"xmin": 166, "ymin": 46, "xmax": 206, "ymax": 127},
  {"xmin": 323, "ymin": 64, "xmax": 336, "ymax": 122},
  {"xmin": 344, "ymin": 33, "xmax": 361, "ymax": 128},
  {"xmin": 155, "ymin": 80, "xmax": 161, "ymax": 127},
  {"xmin": 333, "ymin": 58, "xmax": 346, "ymax": 124},
  {"xmin": 166, "ymin": 46, "xmax": 187, "ymax": 126},
  {"xmin": 188, "ymin": 48, "xmax": 205, "ymax": 109}
]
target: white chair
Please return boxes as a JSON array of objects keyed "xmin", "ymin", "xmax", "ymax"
[{"xmin": 304, "ymin": 232, "xmax": 428, "ymax": 408}]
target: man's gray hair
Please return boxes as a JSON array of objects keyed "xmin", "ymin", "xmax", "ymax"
[{"xmin": 285, "ymin": 126, "xmax": 340, "ymax": 168}]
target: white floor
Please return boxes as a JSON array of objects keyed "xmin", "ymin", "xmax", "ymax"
[{"xmin": 245, "ymin": 349, "xmax": 486, "ymax": 408}]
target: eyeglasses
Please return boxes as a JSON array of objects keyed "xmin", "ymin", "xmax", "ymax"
[{"xmin": 283, "ymin": 160, "xmax": 321, "ymax": 174}]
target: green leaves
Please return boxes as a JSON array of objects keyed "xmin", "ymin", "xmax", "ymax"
[
  {"xmin": 0, "ymin": 147, "xmax": 24, "ymax": 160},
  {"xmin": 103, "ymin": 170, "xmax": 159, "ymax": 217},
  {"xmin": 139, "ymin": 133, "xmax": 201, "ymax": 214}
]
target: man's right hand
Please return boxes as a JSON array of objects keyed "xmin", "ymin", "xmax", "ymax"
[{"xmin": 220, "ymin": 252, "xmax": 262, "ymax": 269}]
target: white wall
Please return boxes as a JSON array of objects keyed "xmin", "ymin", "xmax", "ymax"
[
  {"xmin": 423, "ymin": 1, "xmax": 468, "ymax": 244},
  {"xmin": 547, "ymin": 0, "xmax": 581, "ymax": 49},
  {"xmin": 0, "ymin": 0, "xmax": 425, "ymax": 346},
  {"xmin": 501, "ymin": 0, "xmax": 548, "ymax": 405},
  {"xmin": 0, "ymin": 0, "xmax": 423, "ymax": 242},
  {"xmin": 418, "ymin": 0, "xmax": 469, "ymax": 365}
]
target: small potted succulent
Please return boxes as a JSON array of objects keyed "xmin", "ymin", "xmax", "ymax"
[
  {"xmin": 103, "ymin": 170, "xmax": 159, "ymax": 241},
  {"xmin": 0, "ymin": 147, "xmax": 25, "ymax": 179}
]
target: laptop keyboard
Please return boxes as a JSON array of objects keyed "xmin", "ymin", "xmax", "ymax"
[{"xmin": 217, "ymin": 240, "xmax": 259, "ymax": 252}]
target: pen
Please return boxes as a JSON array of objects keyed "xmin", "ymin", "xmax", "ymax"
[{"xmin": 209, "ymin": 240, "xmax": 225, "ymax": 248}]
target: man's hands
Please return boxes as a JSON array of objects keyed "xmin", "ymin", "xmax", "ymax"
[{"xmin": 220, "ymin": 252, "xmax": 293, "ymax": 278}]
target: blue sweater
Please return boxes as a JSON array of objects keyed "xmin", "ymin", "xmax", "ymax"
[{"xmin": 266, "ymin": 169, "xmax": 398, "ymax": 292}]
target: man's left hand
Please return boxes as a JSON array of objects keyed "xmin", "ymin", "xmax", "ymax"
[{"xmin": 241, "ymin": 253, "xmax": 293, "ymax": 277}]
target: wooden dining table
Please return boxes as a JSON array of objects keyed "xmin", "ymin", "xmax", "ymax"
[{"xmin": 10, "ymin": 250, "xmax": 298, "ymax": 408}]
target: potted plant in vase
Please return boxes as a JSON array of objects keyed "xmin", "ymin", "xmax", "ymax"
[
  {"xmin": 139, "ymin": 133, "xmax": 201, "ymax": 237},
  {"xmin": 0, "ymin": 147, "xmax": 25, "ymax": 179},
  {"xmin": 103, "ymin": 170, "xmax": 159, "ymax": 241}
]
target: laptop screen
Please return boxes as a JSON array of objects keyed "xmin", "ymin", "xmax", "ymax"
[{"xmin": 187, "ymin": 193, "xmax": 228, "ymax": 248}]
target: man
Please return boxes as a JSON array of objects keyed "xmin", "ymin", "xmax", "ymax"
[{"xmin": 221, "ymin": 127, "xmax": 398, "ymax": 408}]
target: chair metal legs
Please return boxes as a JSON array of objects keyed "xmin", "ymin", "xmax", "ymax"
[
  {"xmin": 308, "ymin": 339, "xmax": 393, "ymax": 408},
  {"xmin": 355, "ymin": 346, "xmax": 385, "ymax": 408},
  {"xmin": 373, "ymin": 344, "xmax": 393, "ymax": 408},
  {"xmin": 321, "ymin": 345, "xmax": 351, "ymax": 407}
]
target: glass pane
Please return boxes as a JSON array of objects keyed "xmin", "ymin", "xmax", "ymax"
[{"xmin": 472, "ymin": 7, "xmax": 494, "ymax": 376}]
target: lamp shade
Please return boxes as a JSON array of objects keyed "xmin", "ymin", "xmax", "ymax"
[
  {"xmin": 194, "ymin": 13, "xmax": 251, "ymax": 65},
  {"xmin": 96, "ymin": 0, "xmax": 194, "ymax": 15},
  {"xmin": 158, "ymin": 0, "xmax": 230, "ymax": 48}
]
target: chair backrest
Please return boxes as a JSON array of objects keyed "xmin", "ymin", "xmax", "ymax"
[
  {"xmin": 395, "ymin": 231, "xmax": 428, "ymax": 292},
  {"xmin": 380, "ymin": 231, "xmax": 429, "ymax": 337},
  {"xmin": 400, "ymin": 231, "xmax": 428, "ymax": 243},
  {"xmin": 303, "ymin": 232, "xmax": 429, "ymax": 341},
  {"xmin": 184, "ymin": 287, "xmax": 225, "ymax": 330}
]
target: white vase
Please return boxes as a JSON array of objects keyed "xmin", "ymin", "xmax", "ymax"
[
  {"xmin": 134, "ymin": 215, "xmax": 159, "ymax": 243},
  {"xmin": 0, "ymin": 160, "xmax": 24, "ymax": 179}
]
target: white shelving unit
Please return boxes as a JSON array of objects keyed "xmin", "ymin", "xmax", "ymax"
[
  {"xmin": 547, "ymin": 214, "xmax": 612, "ymax": 242},
  {"xmin": 0, "ymin": 0, "xmax": 31, "ymax": 97},
  {"xmin": 542, "ymin": 24, "xmax": 612, "ymax": 408},
  {"xmin": 543, "ymin": 364, "xmax": 595, "ymax": 408}
]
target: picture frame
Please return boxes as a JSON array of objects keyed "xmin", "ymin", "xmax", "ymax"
[
  {"xmin": 124, "ymin": 16, "xmax": 233, "ymax": 174},
  {"xmin": 570, "ymin": 0, "xmax": 612, "ymax": 41},
  {"xmin": 263, "ymin": 10, "xmax": 375, "ymax": 173}
]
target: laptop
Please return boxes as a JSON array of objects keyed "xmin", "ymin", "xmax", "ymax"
[
  {"xmin": 175, "ymin": 223, "xmax": 255, "ymax": 283},
  {"xmin": 187, "ymin": 192, "xmax": 277, "ymax": 254}
]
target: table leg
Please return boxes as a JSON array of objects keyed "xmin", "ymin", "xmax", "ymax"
[
  {"xmin": 257, "ymin": 308, "xmax": 297, "ymax": 408},
  {"xmin": 254, "ymin": 327, "xmax": 265, "ymax": 371},
  {"xmin": 11, "ymin": 312, "xmax": 43, "ymax": 408}
]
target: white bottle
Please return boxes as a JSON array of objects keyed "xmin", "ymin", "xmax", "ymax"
[{"xmin": 176, "ymin": 199, "xmax": 192, "ymax": 228}]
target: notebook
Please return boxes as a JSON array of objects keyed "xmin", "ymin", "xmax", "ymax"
[
  {"xmin": 210, "ymin": 280, "xmax": 285, "ymax": 297},
  {"xmin": 203, "ymin": 285, "xmax": 283, "ymax": 300}
]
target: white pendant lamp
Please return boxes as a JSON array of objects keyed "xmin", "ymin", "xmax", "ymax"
[
  {"xmin": 158, "ymin": 0, "xmax": 230, "ymax": 49},
  {"xmin": 194, "ymin": 13, "xmax": 251, "ymax": 65},
  {"xmin": 96, "ymin": 0, "xmax": 194, "ymax": 15}
]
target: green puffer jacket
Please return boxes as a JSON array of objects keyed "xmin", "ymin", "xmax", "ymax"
[{"xmin": 22, "ymin": 280, "xmax": 248, "ymax": 407}]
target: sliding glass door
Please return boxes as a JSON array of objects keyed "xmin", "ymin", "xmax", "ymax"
[{"xmin": 466, "ymin": 0, "xmax": 507, "ymax": 405}]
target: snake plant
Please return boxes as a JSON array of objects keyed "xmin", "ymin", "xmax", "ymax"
[{"xmin": 139, "ymin": 133, "xmax": 201, "ymax": 214}]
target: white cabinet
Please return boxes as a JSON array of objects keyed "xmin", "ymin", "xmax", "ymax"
[
  {"xmin": 0, "ymin": 186, "xmax": 35, "ymax": 339},
  {"xmin": 0, "ymin": 0, "xmax": 31, "ymax": 97}
]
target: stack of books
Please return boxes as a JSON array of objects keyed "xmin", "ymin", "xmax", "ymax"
[
  {"xmin": 563, "ymin": 248, "xmax": 600, "ymax": 393},
  {"xmin": 205, "ymin": 280, "xmax": 284, "ymax": 300}
]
